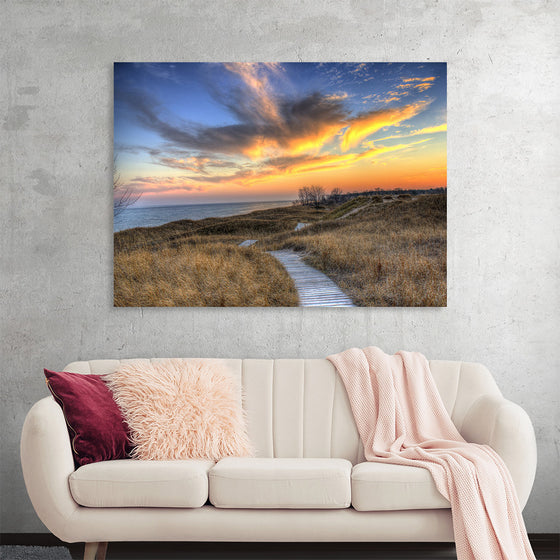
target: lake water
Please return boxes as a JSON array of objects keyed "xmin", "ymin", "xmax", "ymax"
[{"xmin": 114, "ymin": 200, "xmax": 293, "ymax": 232}]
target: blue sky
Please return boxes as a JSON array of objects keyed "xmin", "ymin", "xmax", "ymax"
[{"xmin": 114, "ymin": 62, "xmax": 446, "ymax": 206}]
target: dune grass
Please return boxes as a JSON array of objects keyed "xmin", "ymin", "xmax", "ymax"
[
  {"xmin": 114, "ymin": 205, "xmax": 324, "ymax": 253},
  {"xmin": 114, "ymin": 241, "xmax": 299, "ymax": 307},
  {"xmin": 262, "ymin": 194, "xmax": 446, "ymax": 306},
  {"xmin": 325, "ymin": 196, "xmax": 372, "ymax": 219},
  {"xmin": 114, "ymin": 193, "xmax": 446, "ymax": 307}
]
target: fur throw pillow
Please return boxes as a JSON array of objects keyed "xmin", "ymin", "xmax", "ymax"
[{"xmin": 104, "ymin": 359, "xmax": 252, "ymax": 461}]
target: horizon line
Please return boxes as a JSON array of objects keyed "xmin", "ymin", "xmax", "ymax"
[{"xmin": 123, "ymin": 186, "xmax": 448, "ymax": 210}]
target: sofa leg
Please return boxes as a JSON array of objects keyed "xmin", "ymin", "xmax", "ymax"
[
  {"xmin": 83, "ymin": 542, "xmax": 108, "ymax": 560},
  {"xmin": 97, "ymin": 542, "xmax": 108, "ymax": 560},
  {"xmin": 84, "ymin": 542, "xmax": 98, "ymax": 560}
]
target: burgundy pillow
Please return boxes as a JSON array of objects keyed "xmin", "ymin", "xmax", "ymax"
[{"xmin": 44, "ymin": 369, "xmax": 132, "ymax": 467}]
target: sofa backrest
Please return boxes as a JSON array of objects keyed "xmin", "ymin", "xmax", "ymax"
[{"xmin": 63, "ymin": 358, "xmax": 502, "ymax": 464}]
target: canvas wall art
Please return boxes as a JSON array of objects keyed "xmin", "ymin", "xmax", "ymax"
[{"xmin": 113, "ymin": 62, "xmax": 447, "ymax": 307}]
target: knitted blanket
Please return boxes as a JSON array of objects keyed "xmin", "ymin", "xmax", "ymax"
[{"xmin": 327, "ymin": 347, "xmax": 535, "ymax": 560}]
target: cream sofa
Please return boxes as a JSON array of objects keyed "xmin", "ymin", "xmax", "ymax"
[{"xmin": 21, "ymin": 358, "xmax": 537, "ymax": 560}]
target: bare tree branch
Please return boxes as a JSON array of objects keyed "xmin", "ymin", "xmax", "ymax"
[
  {"xmin": 297, "ymin": 185, "xmax": 326, "ymax": 207},
  {"xmin": 113, "ymin": 155, "xmax": 141, "ymax": 218},
  {"xmin": 329, "ymin": 187, "xmax": 343, "ymax": 203}
]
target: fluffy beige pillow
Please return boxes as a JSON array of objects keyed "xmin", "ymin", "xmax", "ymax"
[{"xmin": 104, "ymin": 359, "xmax": 252, "ymax": 461}]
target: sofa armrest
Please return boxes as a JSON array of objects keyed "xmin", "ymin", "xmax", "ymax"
[
  {"xmin": 460, "ymin": 394, "xmax": 537, "ymax": 509},
  {"xmin": 21, "ymin": 397, "xmax": 79, "ymax": 540}
]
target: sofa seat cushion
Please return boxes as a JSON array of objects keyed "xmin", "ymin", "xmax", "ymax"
[
  {"xmin": 209, "ymin": 458, "xmax": 352, "ymax": 509},
  {"xmin": 351, "ymin": 462, "xmax": 450, "ymax": 511},
  {"xmin": 69, "ymin": 459, "xmax": 214, "ymax": 508}
]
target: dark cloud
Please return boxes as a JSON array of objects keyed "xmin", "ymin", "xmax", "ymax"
[
  {"xmin": 185, "ymin": 168, "xmax": 256, "ymax": 184},
  {"xmin": 261, "ymin": 153, "xmax": 312, "ymax": 171},
  {"xmin": 126, "ymin": 176, "xmax": 204, "ymax": 194},
  {"xmin": 152, "ymin": 155, "xmax": 241, "ymax": 175},
  {"xmin": 277, "ymin": 92, "xmax": 348, "ymax": 140},
  {"xmin": 116, "ymin": 87, "xmax": 349, "ymax": 159},
  {"xmin": 114, "ymin": 143, "xmax": 162, "ymax": 157}
]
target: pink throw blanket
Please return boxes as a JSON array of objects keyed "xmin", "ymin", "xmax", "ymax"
[{"xmin": 327, "ymin": 347, "xmax": 535, "ymax": 560}]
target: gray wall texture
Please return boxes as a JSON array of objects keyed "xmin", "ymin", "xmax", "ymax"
[{"xmin": 1, "ymin": 0, "xmax": 559, "ymax": 534}]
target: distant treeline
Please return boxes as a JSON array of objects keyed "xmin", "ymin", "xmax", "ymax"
[
  {"xmin": 354, "ymin": 186, "xmax": 446, "ymax": 196},
  {"xmin": 295, "ymin": 185, "xmax": 447, "ymax": 207}
]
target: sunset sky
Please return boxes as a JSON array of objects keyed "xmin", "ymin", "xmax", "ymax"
[{"xmin": 114, "ymin": 62, "xmax": 446, "ymax": 207}]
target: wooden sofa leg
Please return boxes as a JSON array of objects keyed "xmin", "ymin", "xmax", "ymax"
[
  {"xmin": 83, "ymin": 542, "xmax": 108, "ymax": 560},
  {"xmin": 97, "ymin": 542, "xmax": 108, "ymax": 560},
  {"xmin": 84, "ymin": 542, "xmax": 98, "ymax": 560}
]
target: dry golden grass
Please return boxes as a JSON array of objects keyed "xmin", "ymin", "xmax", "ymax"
[
  {"xmin": 325, "ymin": 196, "xmax": 371, "ymax": 219},
  {"xmin": 263, "ymin": 194, "xmax": 447, "ymax": 306},
  {"xmin": 114, "ymin": 205, "xmax": 324, "ymax": 253},
  {"xmin": 114, "ymin": 242, "xmax": 299, "ymax": 307},
  {"xmin": 114, "ymin": 207, "xmax": 322, "ymax": 306},
  {"xmin": 114, "ymin": 193, "xmax": 446, "ymax": 307}
]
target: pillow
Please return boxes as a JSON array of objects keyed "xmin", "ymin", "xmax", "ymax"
[
  {"xmin": 104, "ymin": 359, "xmax": 252, "ymax": 461},
  {"xmin": 44, "ymin": 369, "xmax": 132, "ymax": 467}
]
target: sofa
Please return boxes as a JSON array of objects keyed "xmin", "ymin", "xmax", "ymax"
[{"xmin": 21, "ymin": 358, "xmax": 537, "ymax": 560}]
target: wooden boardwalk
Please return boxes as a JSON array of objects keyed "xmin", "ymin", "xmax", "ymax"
[
  {"xmin": 268, "ymin": 250, "xmax": 355, "ymax": 307},
  {"xmin": 238, "ymin": 239, "xmax": 258, "ymax": 247}
]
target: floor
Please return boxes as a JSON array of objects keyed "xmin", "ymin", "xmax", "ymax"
[
  {"xmin": 58, "ymin": 539, "xmax": 556, "ymax": 560},
  {"xmin": 3, "ymin": 537, "xmax": 558, "ymax": 560}
]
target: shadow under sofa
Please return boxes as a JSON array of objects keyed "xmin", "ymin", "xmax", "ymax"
[{"xmin": 21, "ymin": 358, "xmax": 537, "ymax": 560}]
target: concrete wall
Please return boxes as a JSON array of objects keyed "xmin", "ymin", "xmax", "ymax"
[{"xmin": 1, "ymin": 0, "xmax": 558, "ymax": 534}]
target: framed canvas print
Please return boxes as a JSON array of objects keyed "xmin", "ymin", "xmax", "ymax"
[{"xmin": 113, "ymin": 62, "xmax": 446, "ymax": 307}]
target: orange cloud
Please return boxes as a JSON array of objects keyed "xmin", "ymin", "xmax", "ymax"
[
  {"xmin": 242, "ymin": 137, "xmax": 278, "ymax": 160},
  {"xmin": 403, "ymin": 77, "xmax": 436, "ymax": 83},
  {"xmin": 340, "ymin": 102, "xmax": 427, "ymax": 151},
  {"xmin": 240, "ymin": 120, "xmax": 343, "ymax": 160},
  {"xmin": 131, "ymin": 136, "xmax": 445, "ymax": 200},
  {"xmin": 245, "ymin": 138, "xmax": 432, "ymax": 185},
  {"xmin": 223, "ymin": 63, "xmax": 283, "ymax": 125},
  {"xmin": 285, "ymin": 123, "xmax": 343, "ymax": 155},
  {"xmin": 361, "ymin": 138, "xmax": 431, "ymax": 158},
  {"xmin": 374, "ymin": 123, "xmax": 446, "ymax": 142},
  {"xmin": 395, "ymin": 77, "xmax": 436, "ymax": 94},
  {"xmin": 409, "ymin": 123, "xmax": 447, "ymax": 135},
  {"xmin": 284, "ymin": 153, "xmax": 360, "ymax": 175},
  {"xmin": 414, "ymin": 82, "xmax": 433, "ymax": 92}
]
